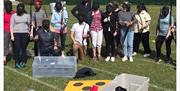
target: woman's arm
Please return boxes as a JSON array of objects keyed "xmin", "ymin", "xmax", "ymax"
[
  {"xmin": 10, "ymin": 14, "xmax": 15, "ymax": 41},
  {"xmin": 71, "ymin": 31, "xmax": 75, "ymax": 43}
]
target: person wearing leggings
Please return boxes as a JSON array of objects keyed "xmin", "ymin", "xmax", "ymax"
[{"xmin": 10, "ymin": 3, "xmax": 31, "ymax": 68}]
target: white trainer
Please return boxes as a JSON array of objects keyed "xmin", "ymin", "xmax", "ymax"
[
  {"xmin": 143, "ymin": 54, "xmax": 150, "ymax": 57},
  {"xmin": 132, "ymin": 52, "xmax": 137, "ymax": 56},
  {"xmin": 129, "ymin": 57, "xmax": 133, "ymax": 62},
  {"xmin": 61, "ymin": 54, "xmax": 65, "ymax": 58},
  {"xmin": 157, "ymin": 59, "xmax": 162, "ymax": 64},
  {"xmin": 122, "ymin": 56, "xmax": 128, "ymax": 62},
  {"xmin": 111, "ymin": 57, "xmax": 115, "ymax": 62},
  {"xmin": 105, "ymin": 56, "xmax": 111, "ymax": 62}
]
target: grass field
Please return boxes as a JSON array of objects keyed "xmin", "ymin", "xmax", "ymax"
[{"xmin": 4, "ymin": 5, "xmax": 176, "ymax": 91}]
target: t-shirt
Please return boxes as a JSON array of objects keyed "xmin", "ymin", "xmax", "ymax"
[
  {"xmin": 32, "ymin": 9, "xmax": 46, "ymax": 27},
  {"xmin": 71, "ymin": 22, "xmax": 89, "ymax": 45},
  {"xmin": 158, "ymin": 13, "xmax": 174, "ymax": 36},
  {"xmin": 10, "ymin": 13, "xmax": 30, "ymax": 33},
  {"xmin": 4, "ymin": 11, "xmax": 15, "ymax": 32}
]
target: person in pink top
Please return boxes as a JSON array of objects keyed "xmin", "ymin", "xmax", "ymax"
[
  {"xmin": 90, "ymin": 1, "xmax": 103, "ymax": 61},
  {"xmin": 4, "ymin": 1, "xmax": 15, "ymax": 65}
]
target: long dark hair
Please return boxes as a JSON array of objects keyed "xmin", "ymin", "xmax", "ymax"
[
  {"xmin": 137, "ymin": 3, "xmax": 148, "ymax": 14},
  {"xmin": 16, "ymin": 3, "xmax": 27, "ymax": 16}
]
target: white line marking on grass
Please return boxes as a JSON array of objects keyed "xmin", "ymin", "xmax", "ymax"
[
  {"xmin": 5, "ymin": 66, "xmax": 63, "ymax": 91},
  {"xmin": 78, "ymin": 64, "xmax": 175, "ymax": 91}
]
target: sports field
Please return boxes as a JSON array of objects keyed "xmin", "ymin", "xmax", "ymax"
[{"xmin": 4, "ymin": 5, "xmax": 176, "ymax": 91}]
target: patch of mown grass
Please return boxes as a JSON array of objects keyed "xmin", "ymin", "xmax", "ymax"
[{"xmin": 5, "ymin": 5, "xmax": 176, "ymax": 91}]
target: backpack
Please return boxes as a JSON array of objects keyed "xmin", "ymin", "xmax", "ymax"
[{"xmin": 74, "ymin": 67, "xmax": 96, "ymax": 78}]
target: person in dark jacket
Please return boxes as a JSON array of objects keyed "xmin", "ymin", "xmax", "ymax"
[
  {"xmin": 34, "ymin": 19, "xmax": 58, "ymax": 56},
  {"xmin": 109, "ymin": 1, "xmax": 122, "ymax": 58},
  {"xmin": 71, "ymin": 0, "xmax": 92, "ymax": 24},
  {"xmin": 102, "ymin": 4, "xmax": 119, "ymax": 62}
]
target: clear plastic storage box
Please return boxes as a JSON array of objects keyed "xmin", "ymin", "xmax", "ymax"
[
  {"xmin": 99, "ymin": 73, "xmax": 150, "ymax": 91},
  {"xmin": 32, "ymin": 56, "xmax": 77, "ymax": 78}
]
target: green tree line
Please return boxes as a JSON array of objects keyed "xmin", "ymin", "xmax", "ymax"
[{"xmin": 17, "ymin": 0, "xmax": 176, "ymax": 5}]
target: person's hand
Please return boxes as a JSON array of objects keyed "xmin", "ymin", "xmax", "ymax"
[
  {"xmin": 11, "ymin": 35, "xmax": 14, "ymax": 41},
  {"xmin": 126, "ymin": 21, "xmax": 133, "ymax": 27},
  {"xmin": 103, "ymin": 18, "xmax": 108, "ymax": 22},
  {"xmin": 29, "ymin": 32, "xmax": 33, "ymax": 39},
  {"xmin": 124, "ymin": 21, "xmax": 129, "ymax": 26},
  {"xmin": 113, "ymin": 31, "xmax": 117, "ymax": 37},
  {"xmin": 54, "ymin": 46, "xmax": 58, "ymax": 50},
  {"xmin": 82, "ymin": 34, "xmax": 88, "ymax": 38},
  {"xmin": 63, "ymin": 27, "xmax": 68, "ymax": 34},
  {"xmin": 170, "ymin": 26, "xmax": 176, "ymax": 32},
  {"xmin": 34, "ymin": 35, "xmax": 38, "ymax": 40}
]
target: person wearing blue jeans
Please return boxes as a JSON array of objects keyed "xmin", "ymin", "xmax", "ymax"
[
  {"xmin": 118, "ymin": 1, "xmax": 135, "ymax": 62},
  {"xmin": 120, "ymin": 29, "xmax": 134, "ymax": 62}
]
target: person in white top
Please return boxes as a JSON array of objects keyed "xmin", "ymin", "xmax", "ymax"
[
  {"xmin": 133, "ymin": 3, "xmax": 152, "ymax": 57},
  {"xmin": 71, "ymin": 15, "xmax": 89, "ymax": 61}
]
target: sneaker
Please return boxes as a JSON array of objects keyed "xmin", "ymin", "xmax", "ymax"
[
  {"xmin": 166, "ymin": 60, "xmax": 171, "ymax": 64},
  {"xmin": 157, "ymin": 59, "xmax": 162, "ymax": 64},
  {"xmin": 143, "ymin": 53, "xmax": 150, "ymax": 57},
  {"xmin": 105, "ymin": 56, "xmax": 111, "ymax": 62},
  {"xmin": 61, "ymin": 51, "xmax": 65, "ymax": 58},
  {"xmin": 61, "ymin": 54, "xmax": 65, "ymax": 58},
  {"xmin": 20, "ymin": 63, "xmax": 26, "ymax": 68},
  {"xmin": 122, "ymin": 56, "xmax": 128, "ymax": 62},
  {"xmin": 132, "ymin": 52, "xmax": 137, "ymax": 56},
  {"xmin": 129, "ymin": 57, "xmax": 133, "ymax": 62},
  {"xmin": 15, "ymin": 64, "xmax": 21, "ymax": 69},
  {"xmin": 111, "ymin": 57, "xmax": 115, "ymax": 62}
]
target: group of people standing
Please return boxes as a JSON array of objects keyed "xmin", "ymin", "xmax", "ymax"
[{"xmin": 3, "ymin": 0, "xmax": 175, "ymax": 68}]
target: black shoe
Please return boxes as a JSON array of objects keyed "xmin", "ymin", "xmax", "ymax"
[{"xmin": 166, "ymin": 60, "xmax": 171, "ymax": 64}]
